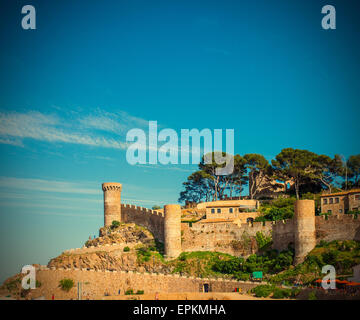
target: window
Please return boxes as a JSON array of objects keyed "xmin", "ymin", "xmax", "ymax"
[
  {"xmin": 355, "ymin": 194, "xmax": 360, "ymax": 200},
  {"xmin": 339, "ymin": 209, "xmax": 343, "ymax": 213},
  {"xmin": 323, "ymin": 199, "xmax": 328, "ymax": 205},
  {"xmin": 247, "ymin": 218, "xmax": 254, "ymax": 224},
  {"xmin": 329, "ymin": 198, "xmax": 333, "ymax": 204},
  {"xmin": 335, "ymin": 198, "xmax": 339, "ymax": 203},
  {"xmin": 217, "ymin": 208, "xmax": 221, "ymax": 213},
  {"xmin": 328, "ymin": 210, "xmax": 332, "ymax": 214},
  {"xmin": 229, "ymin": 208, "xmax": 233, "ymax": 213},
  {"xmin": 211, "ymin": 208, "xmax": 215, "ymax": 214}
]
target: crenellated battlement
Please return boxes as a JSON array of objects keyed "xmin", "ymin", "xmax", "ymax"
[{"xmin": 121, "ymin": 204, "xmax": 164, "ymax": 217}]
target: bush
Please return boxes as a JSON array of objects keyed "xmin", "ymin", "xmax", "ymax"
[
  {"xmin": 252, "ymin": 285, "xmax": 274, "ymax": 298},
  {"xmin": 111, "ymin": 220, "xmax": 120, "ymax": 229},
  {"xmin": 136, "ymin": 246, "xmax": 152, "ymax": 262},
  {"xmin": 136, "ymin": 290, "xmax": 144, "ymax": 295},
  {"xmin": 308, "ymin": 291, "xmax": 317, "ymax": 300},
  {"xmin": 59, "ymin": 279, "xmax": 74, "ymax": 292},
  {"xmin": 123, "ymin": 246, "xmax": 130, "ymax": 252},
  {"xmin": 125, "ymin": 289, "xmax": 134, "ymax": 295},
  {"xmin": 255, "ymin": 232, "xmax": 272, "ymax": 250},
  {"xmin": 271, "ymin": 288, "xmax": 291, "ymax": 299},
  {"xmin": 212, "ymin": 257, "xmax": 243, "ymax": 274},
  {"xmin": 234, "ymin": 272, "xmax": 250, "ymax": 281}
]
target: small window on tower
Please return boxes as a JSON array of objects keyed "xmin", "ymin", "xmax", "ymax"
[
  {"xmin": 323, "ymin": 199, "xmax": 328, "ymax": 205},
  {"xmin": 335, "ymin": 198, "xmax": 339, "ymax": 203},
  {"xmin": 229, "ymin": 208, "xmax": 233, "ymax": 213},
  {"xmin": 211, "ymin": 208, "xmax": 215, "ymax": 214},
  {"xmin": 217, "ymin": 208, "xmax": 221, "ymax": 213},
  {"xmin": 329, "ymin": 198, "xmax": 333, "ymax": 204}
]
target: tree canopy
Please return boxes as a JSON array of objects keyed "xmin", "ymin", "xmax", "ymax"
[{"xmin": 178, "ymin": 148, "xmax": 357, "ymax": 203}]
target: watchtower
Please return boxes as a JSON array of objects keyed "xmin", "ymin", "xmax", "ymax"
[
  {"xmin": 164, "ymin": 204, "xmax": 182, "ymax": 260},
  {"xmin": 102, "ymin": 182, "xmax": 122, "ymax": 227},
  {"xmin": 294, "ymin": 200, "xmax": 316, "ymax": 265}
]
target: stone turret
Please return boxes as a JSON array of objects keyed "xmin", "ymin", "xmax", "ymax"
[
  {"xmin": 164, "ymin": 204, "xmax": 182, "ymax": 260},
  {"xmin": 102, "ymin": 182, "xmax": 122, "ymax": 227},
  {"xmin": 294, "ymin": 200, "xmax": 316, "ymax": 265}
]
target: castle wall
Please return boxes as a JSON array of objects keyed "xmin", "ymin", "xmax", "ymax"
[
  {"xmin": 121, "ymin": 204, "xmax": 165, "ymax": 242},
  {"xmin": 31, "ymin": 268, "xmax": 263, "ymax": 300},
  {"xmin": 315, "ymin": 214, "xmax": 360, "ymax": 243},
  {"xmin": 181, "ymin": 221, "xmax": 273, "ymax": 256},
  {"xmin": 272, "ymin": 219, "xmax": 295, "ymax": 252}
]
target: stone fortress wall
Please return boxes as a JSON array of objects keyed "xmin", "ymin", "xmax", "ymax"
[
  {"xmin": 121, "ymin": 204, "xmax": 165, "ymax": 242},
  {"xmin": 103, "ymin": 182, "xmax": 360, "ymax": 264},
  {"xmin": 32, "ymin": 266, "xmax": 264, "ymax": 300}
]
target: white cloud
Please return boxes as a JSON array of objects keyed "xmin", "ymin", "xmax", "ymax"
[
  {"xmin": 0, "ymin": 110, "xmax": 128, "ymax": 149},
  {"xmin": 79, "ymin": 109, "xmax": 149, "ymax": 134},
  {"xmin": 0, "ymin": 177, "xmax": 100, "ymax": 195}
]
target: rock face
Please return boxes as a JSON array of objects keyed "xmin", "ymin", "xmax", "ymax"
[
  {"xmin": 47, "ymin": 223, "xmax": 173, "ymax": 274},
  {"xmin": 93, "ymin": 223, "xmax": 154, "ymax": 246}
]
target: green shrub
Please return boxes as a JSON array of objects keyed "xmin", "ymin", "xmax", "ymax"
[
  {"xmin": 59, "ymin": 279, "xmax": 74, "ymax": 292},
  {"xmin": 178, "ymin": 252, "xmax": 187, "ymax": 261},
  {"xmin": 271, "ymin": 288, "xmax": 291, "ymax": 299},
  {"xmin": 255, "ymin": 232, "xmax": 272, "ymax": 250},
  {"xmin": 290, "ymin": 288, "xmax": 301, "ymax": 298},
  {"xmin": 308, "ymin": 291, "xmax": 317, "ymax": 300},
  {"xmin": 252, "ymin": 285, "xmax": 274, "ymax": 298},
  {"xmin": 125, "ymin": 289, "xmax": 134, "ymax": 295},
  {"xmin": 123, "ymin": 246, "xmax": 130, "ymax": 252},
  {"xmin": 136, "ymin": 246, "xmax": 152, "ymax": 262},
  {"xmin": 111, "ymin": 220, "xmax": 121, "ymax": 229},
  {"xmin": 234, "ymin": 272, "xmax": 250, "ymax": 281},
  {"xmin": 136, "ymin": 290, "xmax": 144, "ymax": 295}
]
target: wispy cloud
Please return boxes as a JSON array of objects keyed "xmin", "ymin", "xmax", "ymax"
[
  {"xmin": 79, "ymin": 109, "xmax": 149, "ymax": 134},
  {"xmin": 0, "ymin": 177, "xmax": 100, "ymax": 195},
  {"xmin": 0, "ymin": 177, "xmax": 168, "ymax": 205},
  {"xmin": 0, "ymin": 109, "xmax": 137, "ymax": 149}
]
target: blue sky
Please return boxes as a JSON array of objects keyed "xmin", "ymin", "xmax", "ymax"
[{"xmin": 0, "ymin": 0, "xmax": 359, "ymax": 282}]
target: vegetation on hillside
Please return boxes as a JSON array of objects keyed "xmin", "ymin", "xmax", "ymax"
[{"xmin": 269, "ymin": 240, "xmax": 360, "ymax": 286}]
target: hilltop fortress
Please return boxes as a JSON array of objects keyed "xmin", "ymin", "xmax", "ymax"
[{"xmin": 102, "ymin": 182, "xmax": 360, "ymax": 264}]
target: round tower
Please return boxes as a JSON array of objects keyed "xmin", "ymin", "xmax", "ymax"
[
  {"xmin": 102, "ymin": 182, "xmax": 122, "ymax": 227},
  {"xmin": 294, "ymin": 200, "xmax": 316, "ymax": 265},
  {"xmin": 164, "ymin": 204, "xmax": 182, "ymax": 260}
]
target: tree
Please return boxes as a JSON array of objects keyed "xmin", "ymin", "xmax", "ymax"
[
  {"xmin": 271, "ymin": 148, "xmax": 319, "ymax": 199},
  {"xmin": 225, "ymin": 154, "xmax": 248, "ymax": 198},
  {"xmin": 178, "ymin": 170, "xmax": 212, "ymax": 203},
  {"xmin": 244, "ymin": 154, "xmax": 271, "ymax": 199},
  {"xmin": 315, "ymin": 154, "xmax": 344, "ymax": 193},
  {"xmin": 199, "ymin": 152, "xmax": 234, "ymax": 201},
  {"xmin": 152, "ymin": 205, "xmax": 161, "ymax": 210},
  {"xmin": 178, "ymin": 152, "xmax": 248, "ymax": 203},
  {"xmin": 347, "ymin": 154, "xmax": 360, "ymax": 187}
]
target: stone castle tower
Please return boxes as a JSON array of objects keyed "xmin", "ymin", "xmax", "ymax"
[
  {"xmin": 102, "ymin": 182, "xmax": 181, "ymax": 260},
  {"xmin": 164, "ymin": 204, "xmax": 182, "ymax": 259},
  {"xmin": 102, "ymin": 182, "xmax": 122, "ymax": 226},
  {"xmin": 294, "ymin": 200, "xmax": 316, "ymax": 265}
]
